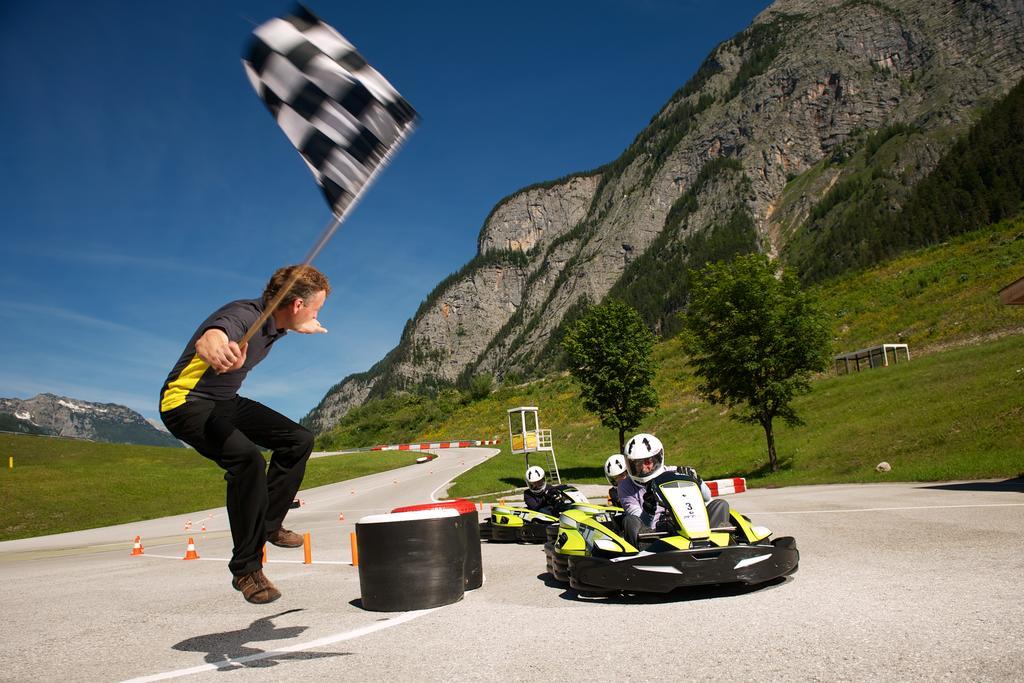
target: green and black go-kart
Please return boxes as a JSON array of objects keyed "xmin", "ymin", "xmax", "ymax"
[
  {"xmin": 544, "ymin": 471, "xmax": 799, "ymax": 593},
  {"xmin": 480, "ymin": 485, "xmax": 621, "ymax": 543}
]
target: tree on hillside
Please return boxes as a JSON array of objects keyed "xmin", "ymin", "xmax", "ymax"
[
  {"xmin": 680, "ymin": 254, "xmax": 831, "ymax": 472},
  {"xmin": 561, "ymin": 300, "xmax": 659, "ymax": 453}
]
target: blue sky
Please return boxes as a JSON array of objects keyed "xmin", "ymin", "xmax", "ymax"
[{"xmin": 0, "ymin": 0, "xmax": 772, "ymax": 427}]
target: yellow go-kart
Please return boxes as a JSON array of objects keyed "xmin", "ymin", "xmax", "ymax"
[{"xmin": 480, "ymin": 485, "xmax": 621, "ymax": 543}]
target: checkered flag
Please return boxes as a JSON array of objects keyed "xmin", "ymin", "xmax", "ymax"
[{"xmin": 243, "ymin": 5, "xmax": 418, "ymax": 220}]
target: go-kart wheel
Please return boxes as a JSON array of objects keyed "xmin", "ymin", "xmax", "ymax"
[{"xmin": 551, "ymin": 556, "xmax": 569, "ymax": 583}]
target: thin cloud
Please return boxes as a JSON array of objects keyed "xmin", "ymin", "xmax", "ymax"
[
  {"xmin": 0, "ymin": 300, "xmax": 171, "ymax": 345},
  {"xmin": 9, "ymin": 245, "xmax": 262, "ymax": 287}
]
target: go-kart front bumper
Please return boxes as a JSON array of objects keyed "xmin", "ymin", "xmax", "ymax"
[
  {"xmin": 480, "ymin": 519, "xmax": 554, "ymax": 543},
  {"xmin": 565, "ymin": 537, "xmax": 799, "ymax": 593}
]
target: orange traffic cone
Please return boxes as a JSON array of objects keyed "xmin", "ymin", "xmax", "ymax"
[
  {"xmin": 182, "ymin": 537, "xmax": 199, "ymax": 560},
  {"xmin": 338, "ymin": 512, "xmax": 345, "ymax": 521},
  {"xmin": 130, "ymin": 535, "xmax": 144, "ymax": 556},
  {"xmin": 200, "ymin": 522, "xmax": 207, "ymax": 532}
]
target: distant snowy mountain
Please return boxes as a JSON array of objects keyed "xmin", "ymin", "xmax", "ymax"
[{"xmin": 0, "ymin": 394, "xmax": 182, "ymax": 448}]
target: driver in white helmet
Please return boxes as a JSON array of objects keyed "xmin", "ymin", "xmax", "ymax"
[
  {"xmin": 604, "ymin": 454, "xmax": 627, "ymax": 507},
  {"xmin": 523, "ymin": 465, "xmax": 558, "ymax": 515},
  {"xmin": 619, "ymin": 432, "xmax": 730, "ymax": 547}
]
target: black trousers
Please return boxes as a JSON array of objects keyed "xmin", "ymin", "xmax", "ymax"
[{"xmin": 161, "ymin": 397, "xmax": 314, "ymax": 576}]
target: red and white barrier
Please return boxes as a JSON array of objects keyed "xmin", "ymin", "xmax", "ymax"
[
  {"xmin": 370, "ymin": 438, "xmax": 500, "ymax": 452},
  {"xmin": 706, "ymin": 477, "xmax": 747, "ymax": 497}
]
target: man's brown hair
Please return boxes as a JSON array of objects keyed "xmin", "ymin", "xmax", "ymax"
[{"xmin": 262, "ymin": 265, "xmax": 331, "ymax": 309}]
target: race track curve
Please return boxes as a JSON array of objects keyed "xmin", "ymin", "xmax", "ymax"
[{"xmin": 1, "ymin": 448, "xmax": 1021, "ymax": 681}]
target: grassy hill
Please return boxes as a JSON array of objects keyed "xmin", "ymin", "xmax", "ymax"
[{"xmin": 438, "ymin": 332, "xmax": 1024, "ymax": 498}]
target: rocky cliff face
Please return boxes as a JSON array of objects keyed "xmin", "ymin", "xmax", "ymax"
[
  {"xmin": 305, "ymin": 175, "xmax": 599, "ymax": 431},
  {"xmin": 305, "ymin": 0, "xmax": 1024, "ymax": 433},
  {"xmin": 478, "ymin": 175, "xmax": 600, "ymax": 254},
  {"xmin": 0, "ymin": 394, "xmax": 182, "ymax": 448}
]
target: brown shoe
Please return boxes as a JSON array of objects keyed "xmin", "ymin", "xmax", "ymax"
[
  {"xmin": 231, "ymin": 569, "xmax": 281, "ymax": 604},
  {"xmin": 266, "ymin": 527, "xmax": 303, "ymax": 548}
]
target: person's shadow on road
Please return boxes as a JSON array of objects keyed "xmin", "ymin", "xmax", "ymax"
[{"xmin": 172, "ymin": 609, "xmax": 349, "ymax": 671}]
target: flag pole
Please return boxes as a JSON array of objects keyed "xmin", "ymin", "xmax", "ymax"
[
  {"xmin": 238, "ymin": 124, "xmax": 415, "ymax": 347},
  {"xmin": 238, "ymin": 213, "xmax": 341, "ymax": 347}
]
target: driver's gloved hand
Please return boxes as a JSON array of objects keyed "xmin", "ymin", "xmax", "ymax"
[
  {"xmin": 641, "ymin": 486, "xmax": 658, "ymax": 515},
  {"xmin": 680, "ymin": 466, "xmax": 699, "ymax": 481}
]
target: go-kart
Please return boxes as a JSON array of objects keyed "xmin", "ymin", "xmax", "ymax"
[
  {"xmin": 480, "ymin": 485, "xmax": 620, "ymax": 543},
  {"xmin": 544, "ymin": 471, "xmax": 798, "ymax": 593}
]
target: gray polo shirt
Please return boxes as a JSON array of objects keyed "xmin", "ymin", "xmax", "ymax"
[{"xmin": 159, "ymin": 299, "xmax": 286, "ymax": 412}]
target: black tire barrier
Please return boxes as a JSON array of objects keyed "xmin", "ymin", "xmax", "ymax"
[
  {"xmin": 356, "ymin": 509, "xmax": 466, "ymax": 611},
  {"xmin": 490, "ymin": 522, "xmax": 520, "ymax": 542},
  {"xmin": 392, "ymin": 500, "xmax": 482, "ymax": 590}
]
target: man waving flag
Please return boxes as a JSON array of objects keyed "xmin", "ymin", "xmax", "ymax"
[{"xmin": 158, "ymin": 7, "xmax": 418, "ymax": 605}]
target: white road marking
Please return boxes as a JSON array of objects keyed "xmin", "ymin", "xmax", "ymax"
[
  {"xmin": 430, "ymin": 477, "xmax": 451, "ymax": 502},
  {"xmin": 119, "ymin": 607, "xmax": 439, "ymax": 682},
  {"xmin": 747, "ymin": 502, "xmax": 1024, "ymax": 515},
  {"xmin": 430, "ymin": 450, "xmax": 496, "ymax": 501}
]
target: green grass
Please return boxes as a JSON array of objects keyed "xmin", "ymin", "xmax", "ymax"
[
  {"xmin": 443, "ymin": 333, "xmax": 1024, "ymax": 498},
  {"xmin": 0, "ymin": 436, "xmax": 421, "ymax": 541},
  {"xmin": 817, "ymin": 218, "xmax": 1024, "ymax": 351}
]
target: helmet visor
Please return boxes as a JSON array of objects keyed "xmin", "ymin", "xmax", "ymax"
[
  {"xmin": 627, "ymin": 451, "xmax": 663, "ymax": 480},
  {"xmin": 528, "ymin": 478, "xmax": 545, "ymax": 492}
]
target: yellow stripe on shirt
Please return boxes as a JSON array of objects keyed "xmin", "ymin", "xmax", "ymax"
[{"xmin": 160, "ymin": 354, "xmax": 211, "ymax": 412}]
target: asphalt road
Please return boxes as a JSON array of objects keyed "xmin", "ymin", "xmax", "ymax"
[{"xmin": 1, "ymin": 449, "xmax": 1022, "ymax": 682}]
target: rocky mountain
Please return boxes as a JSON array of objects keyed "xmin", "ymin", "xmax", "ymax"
[
  {"xmin": 305, "ymin": 0, "xmax": 1024, "ymax": 433},
  {"xmin": 0, "ymin": 394, "xmax": 182, "ymax": 448}
]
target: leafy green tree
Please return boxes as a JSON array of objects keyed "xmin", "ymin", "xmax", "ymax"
[
  {"xmin": 467, "ymin": 373, "xmax": 493, "ymax": 401},
  {"xmin": 561, "ymin": 300, "xmax": 659, "ymax": 452},
  {"xmin": 680, "ymin": 254, "xmax": 831, "ymax": 472}
]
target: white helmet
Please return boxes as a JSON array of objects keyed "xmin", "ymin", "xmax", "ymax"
[
  {"xmin": 604, "ymin": 454, "xmax": 627, "ymax": 485},
  {"xmin": 525, "ymin": 465, "xmax": 546, "ymax": 491},
  {"xmin": 625, "ymin": 433, "xmax": 665, "ymax": 484}
]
